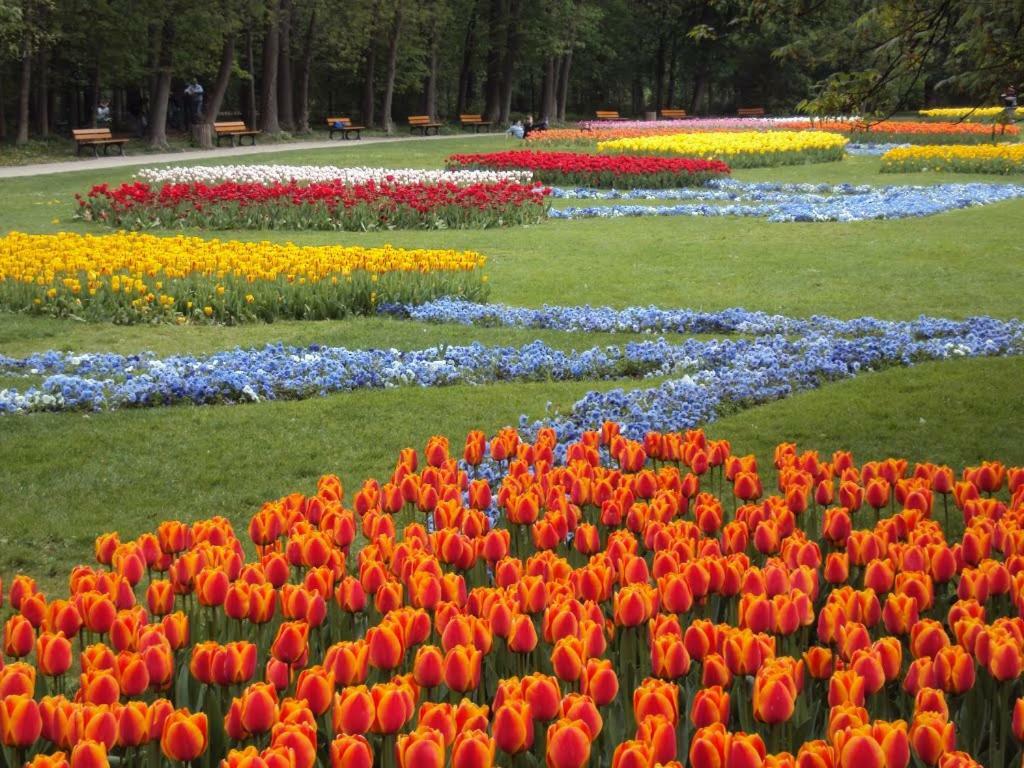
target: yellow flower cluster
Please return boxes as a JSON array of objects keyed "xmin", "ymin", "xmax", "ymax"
[
  {"xmin": 0, "ymin": 231, "xmax": 486, "ymax": 284},
  {"xmin": 880, "ymin": 143, "xmax": 1024, "ymax": 175},
  {"xmin": 918, "ymin": 107, "xmax": 1008, "ymax": 119},
  {"xmin": 0, "ymin": 231, "xmax": 489, "ymax": 324},
  {"xmin": 596, "ymin": 130, "xmax": 848, "ymax": 168}
]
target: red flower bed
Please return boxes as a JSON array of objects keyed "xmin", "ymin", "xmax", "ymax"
[
  {"xmin": 75, "ymin": 180, "xmax": 551, "ymax": 231},
  {"xmin": 447, "ymin": 150, "xmax": 730, "ymax": 188}
]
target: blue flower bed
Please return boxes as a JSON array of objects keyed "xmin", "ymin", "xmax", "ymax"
[
  {"xmin": 3, "ymin": 305, "xmax": 1021, "ymax": 431},
  {"xmin": 547, "ymin": 179, "xmax": 1024, "ymax": 222},
  {"xmin": 845, "ymin": 143, "xmax": 911, "ymax": 156}
]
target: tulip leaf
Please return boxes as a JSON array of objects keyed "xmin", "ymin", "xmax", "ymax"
[{"xmin": 175, "ymin": 661, "xmax": 192, "ymax": 709}]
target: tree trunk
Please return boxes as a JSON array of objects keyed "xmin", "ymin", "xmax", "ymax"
[
  {"xmin": 0, "ymin": 73, "xmax": 6, "ymax": 141},
  {"xmin": 294, "ymin": 5, "xmax": 316, "ymax": 133},
  {"xmin": 88, "ymin": 63, "xmax": 100, "ymax": 128},
  {"xmin": 556, "ymin": 51, "xmax": 571, "ymax": 123},
  {"xmin": 277, "ymin": 0, "xmax": 294, "ymax": 132},
  {"xmin": 665, "ymin": 40, "xmax": 677, "ymax": 110},
  {"xmin": 194, "ymin": 32, "xmax": 236, "ymax": 148},
  {"xmin": 456, "ymin": 8, "xmax": 477, "ymax": 116},
  {"xmin": 243, "ymin": 22, "xmax": 257, "ymax": 126},
  {"xmin": 423, "ymin": 29, "xmax": 438, "ymax": 122},
  {"xmin": 483, "ymin": 0, "xmax": 503, "ymax": 123},
  {"xmin": 690, "ymin": 67, "xmax": 708, "ymax": 115},
  {"xmin": 260, "ymin": 0, "xmax": 282, "ymax": 133},
  {"xmin": 498, "ymin": 0, "xmax": 522, "ymax": 123},
  {"xmin": 360, "ymin": 0, "xmax": 381, "ymax": 127},
  {"xmin": 16, "ymin": 38, "xmax": 32, "ymax": 145},
  {"xmin": 381, "ymin": 4, "xmax": 403, "ymax": 135},
  {"xmin": 148, "ymin": 18, "xmax": 175, "ymax": 149},
  {"xmin": 34, "ymin": 47, "xmax": 49, "ymax": 137},
  {"xmin": 361, "ymin": 45, "xmax": 376, "ymax": 127},
  {"xmin": 540, "ymin": 56, "xmax": 556, "ymax": 122},
  {"xmin": 653, "ymin": 36, "xmax": 665, "ymax": 112}
]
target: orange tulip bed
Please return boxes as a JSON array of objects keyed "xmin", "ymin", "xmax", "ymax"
[{"xmin": 1, "ymin": 424, "xmax": 1023, "ymax": 768}]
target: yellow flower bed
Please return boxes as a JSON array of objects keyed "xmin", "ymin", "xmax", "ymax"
[
  {"xmin": 918, "ymin": 107, "xmax": 1009, "ymax": 119},
  {"xmin": 880, "ymin": 143, "xmax": 1024, "ymax": 175},
  {"xmin": 0, "ymin": 231, "xmax": 489, "ymax": 324},
  {"xmin": 596, "ymin": 130, "xmax": 848, "ymax": 167}
]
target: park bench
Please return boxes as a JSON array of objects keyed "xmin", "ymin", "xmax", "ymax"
[
  {"xmin": 595, "ymin": 110, "xmax": 627, "ymax": 121},
  {"xmin": 737, "ymin": 107, "xmax": 766, "ymax": 118},
  {"xmin": 660, "ymin": 108, "xmax": 688, "ymax": 120},
  {"xmin": 460, "ymin": 114, "xmax": 491, "ymax": 132},
  {"xmin": 214, "ymin": 121, "xmax": 260, "ymax": 147},
  {"xmin": 72, "ymin": 128, "xmax": 128, "ymax": 156},
  {"xmin": 409, "ymin": 115, "xmax": 442, "ymax": 135},
  {"xmin": 325, "ymin": 117, "xmax": 364, "ymax": 140}
]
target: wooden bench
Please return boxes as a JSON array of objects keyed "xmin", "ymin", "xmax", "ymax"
[
  {"xmin": 460, "ymin": 114, "xmax": 491, "ymax": 133},
  {"xmin": 737, "ymin": 107, "xmax": 766, "ymax": 118},
  {"xmin": 595, "ymin": 110, "xmax": 627, "ymax": 121},
  {"xmin": 325, "ymin": 117, "xmax": 364, "ymax": 140},
  {"xmin": 660, "ymin": 109, "xmax": 688, "ymax": 120},
  {"xmin": 409, "ymin": 115, "xmax": 442, "ymax": 136},
  {"xmin": 72, "ymin": 128, "xmax": 128, "ymax": 157},
  {"xmin": 214, "ymin": 121, "xmax": 260, "ymax": 147}
]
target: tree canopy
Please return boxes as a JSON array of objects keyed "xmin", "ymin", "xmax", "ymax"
[{"xmin": 1, "ymin": 0, "xmax": 1021, "ymax": 146}]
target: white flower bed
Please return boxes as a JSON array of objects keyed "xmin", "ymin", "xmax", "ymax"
[{"xmin": 136, "ymin": 164, "xmax": 533, "ymax": 186}]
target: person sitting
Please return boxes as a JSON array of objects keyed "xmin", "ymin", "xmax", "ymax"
[
  {"xmin": 522, "ymin": 114, "xmax": 535, "ymax": 138},
  {"xmin": 506, "ymin": 120, "xmax": 525, "ymax": 139}
]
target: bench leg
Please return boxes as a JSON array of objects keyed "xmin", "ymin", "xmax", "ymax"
[{"xmin": 92, "ymin": 145, "xmax": 99, "ymax": 158}]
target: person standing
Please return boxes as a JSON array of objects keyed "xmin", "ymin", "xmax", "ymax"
[
  {"xmin": 1001, "ymin": 84, "xmax": 1018, "ymax": 121},
  {"xmin": 185, "ymin": 78, "xmax": 205, "ymax": 125}
]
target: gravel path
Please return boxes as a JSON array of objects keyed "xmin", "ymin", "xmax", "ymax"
[{"xmin": 0, "ymin": 132, "xmax": 498, "ymax": 179}]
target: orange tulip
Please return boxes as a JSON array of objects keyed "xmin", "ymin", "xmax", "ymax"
[
  {"xmin": 324, "ymin": 641, "xmax": 368, "ymax": 688},
  {"xmin": 546, "ymin": 718, "xmax": 592, "ymax": 768},
  {"xmin": 633, "ymin": 678, "xmax": 678, "ymax": 725},
  {"xmin": 4, "ymin": 615, "xmax": 35, "ymax": 658},
  {"xmin": 443, "ymin": 645, "xmax": 482, "ymax": 693},
  {"xmin": 689, "ymin": 723, "xmax": 730, "ymax": 768},
  {"xmin": 295, "ymin": 666, "xmax": 334, "ymax": 716},
  {"xmin": 412, "ymin": 645, "xmax": 443, "ymax": 689},
  {"xmin": 837, "ymin": 731, "xmax": 885, "ymax": 768},
  {"xmin": 611, "ymin": 740, "xmax": 653, "ymax": 768},
  {"xmin": 688, "ymin": 686, "xmax": 728, "ymax": 729},
  {"xmin": 37, "ymin": 632, "xmax": 73, "ymax": 677},
  {"xmin": 1013, "ymin": 697, "xmax": 1024, "ymax": 742},
  {"xmin": 451, "ymin": 729, "xmax": 495, "ymax": 768},
  {"xmin": 508, "ymin": 613, "xmax": 539, "ymax": 653},
  {"xmin": 28, "ymin": 754, "xmax": 70, "ymax": 768},
  {"xmin": 369, "ymin": 682, "xmax": 414, "ymax": 734},
  {"xmin": 754, "ymin": 673, "xmax": 796, "ymax": 724},
  {"xmin": 650, "ymin": 635, "xmax": 690, "ymax": 680},
  {"xmin": 270, "ymin": 622, "xmax": 309, "ymax": 665},
  {"xmin": 522, "ymin": 674, "xmax": 561, "ymax": 722},
  {"xmin": 581, "ymin": 658, "xmax": 618, "ymax": 706},
  {"xmin": 333, "ymin": 686, "xmax": 373, "ymax": 736},
  {"xmin": 552, "ymin": 637, "xmax": 586, "ymax": 683},
  {"xmin": 493, "ymin": 700, "xmax": 533, "ymax": 755},
  {"xmin": 70, "ymin": 741, "xmax": 108, "ymax": 768},
  {"xmin": 396, "ymin": 726, "xmax": 445, "ymax": 768},
  {"xmin": 987, "ymin": 637, "xmax": 1023, "ymax": 681},
  {"xmin": 909, "ymin": 712, "xmax": 955, "ymax": 766},
  {"xmin": 160, "ymin": 710, "xmax": 208, "ymax": 763},
  {"xmin": 329, "ymin": 735, "xmax": 372, "ymax": 768},
  {"xmin": 0, "ymin": 695, "xmax": 42, "ymax": 747}
]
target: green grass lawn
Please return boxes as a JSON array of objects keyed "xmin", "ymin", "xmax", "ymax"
[{"xmin": 0, "ymin": 136, "xmax": 1022, "ymax": 589}]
